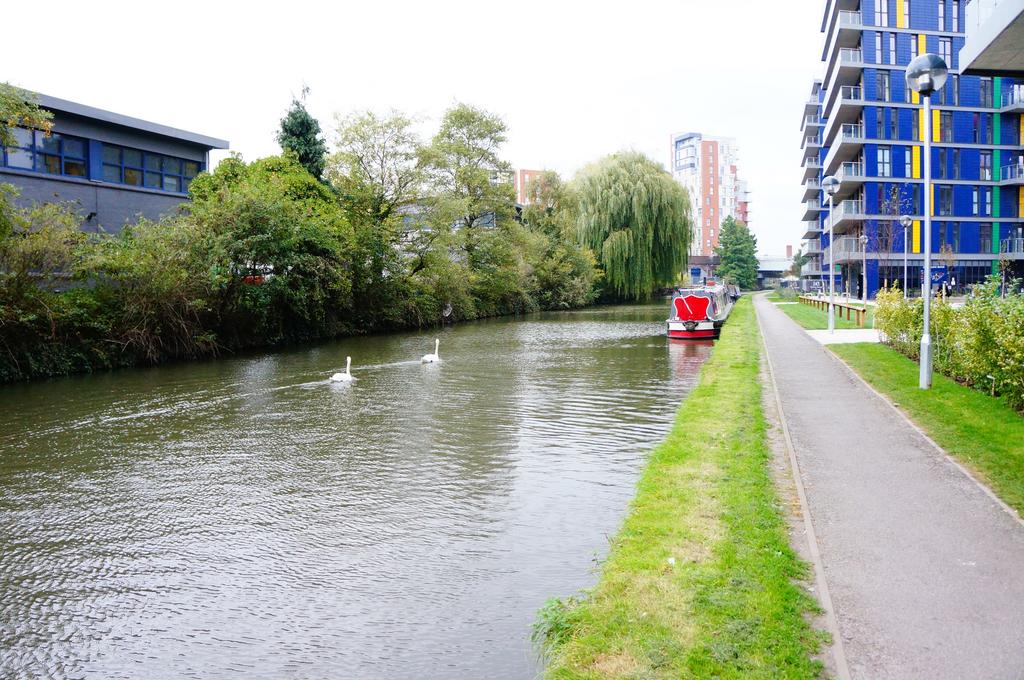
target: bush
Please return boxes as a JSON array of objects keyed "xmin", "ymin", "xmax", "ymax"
[{"xmin": 875, "ymin": 279, "xmax": 1024, "ymax": 411}]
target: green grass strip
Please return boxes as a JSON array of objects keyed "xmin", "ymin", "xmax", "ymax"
[
  {"xmin": 830, "ymin": 342, "xmax": 1024, "ymax": 515},
  {"xmin": 536, "ymin": 298, "xmax": 824, "ymax": 678},
  {"xmin": 776, "ymin": 302, "xmax": 873, "ymax": 330}
]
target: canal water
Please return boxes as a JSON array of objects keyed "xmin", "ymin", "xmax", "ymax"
[{"xmin": 0, "ymin": 303, "xmax": 711, "ymax": 679}]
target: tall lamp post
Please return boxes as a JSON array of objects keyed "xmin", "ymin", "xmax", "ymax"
[
  {"xmin": 906, "ymin": 53, "xmax": 948, "ymax": 390},
  {"xmin": 822, "ymin": 175, "xmax": 840, "ymax": 333},
  {"xmin": 859, "ymin": 232, "xmax": 868, "ymax": 304},
  {"xmin": 900, "ymin": 214, "xmax": 912, "ymax": 299}
]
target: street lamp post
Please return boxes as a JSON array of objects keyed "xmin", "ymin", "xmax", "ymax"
[
  {"xmin": 859, "ymin": 232, "xmax": 868, "ymax": 305},
  {"xmin": 822, "ymin": 175, "xmax": 840, "ymax": 333},
  {"xmin": 900, "ymin": 214, "xmax": 912, "ymax": 299},
  {"xmin": 906, "ymin": 53, "xmax": 948, "ymax": 390}
]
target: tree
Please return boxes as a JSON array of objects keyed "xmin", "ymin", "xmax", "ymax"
[
  {"xmin": 326, "ymin": 110, "xmax": 426, "ymax": 329},
  {"xmin": 0, "ymin": 83, "xmax": 52, "ymax": 149},
  {"xmin": 715, "ymin": 216, "xmax": 758, "ymax": 289},
  {"xmin": 421, "ymin": 103, "xmax": 515, "ymax": 265},
  {"xmin": 276, "ymin": 87, "xmax": 327, "ymax": 181},
  {"xmin": 789, "ymin": 248, "xmax": 810, "ymax": 277},
  {"xmin": 574, "ymin": 151, "xmax": 692, "ymax": 300}
]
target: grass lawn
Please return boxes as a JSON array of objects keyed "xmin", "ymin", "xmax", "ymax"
[
  {"xmin": 830, "ymin": 342, "xmax": 1024, "ymax": 515},
  {"xmin": 776, "ymin": 300, "xmax": 874, "ymax": 330},
  {"xmin": 535, "ymin": 298, "xmax": 824, "ymax": 678}
]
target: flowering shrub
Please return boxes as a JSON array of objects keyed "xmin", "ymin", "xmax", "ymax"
[{"xmin": 875, "ymin": 279, "xmax": 1024, "ymax": 411}]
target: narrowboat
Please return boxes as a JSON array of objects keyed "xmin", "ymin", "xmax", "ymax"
[{"xmin": 666, "ymin": 281, "xmax": 736, "ymax": 340}]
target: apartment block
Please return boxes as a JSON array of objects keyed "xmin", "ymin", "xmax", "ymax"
[
  {"xmin": 671, "ymin": 132, "xmax": 750, "ymax": 257},
  {"xmin": 799, "ymin": 0, "xmax": 1023, "ymax": 297}
]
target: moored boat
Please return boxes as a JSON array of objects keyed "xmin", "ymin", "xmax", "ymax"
[{"xmin": 666, "ymin": 281, "xmax": 735, "ymax": 340}]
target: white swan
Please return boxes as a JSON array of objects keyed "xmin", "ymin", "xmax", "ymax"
[
  {"xmin": 421, "ymin": 339, "xmax": 441, "ymax": 364},
  {"xmin": 330, "ymin": 356, "xmax": 355, "ymax": 382}
]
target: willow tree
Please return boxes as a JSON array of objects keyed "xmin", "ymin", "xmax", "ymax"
[{"xmin": 574, "ymin": 152, "xmax": 692, "ymax": 300}]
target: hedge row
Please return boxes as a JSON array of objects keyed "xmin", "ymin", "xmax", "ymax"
[{"xmin": 874, "ymin": 279, "xmax": 1024, "ymax": 411}]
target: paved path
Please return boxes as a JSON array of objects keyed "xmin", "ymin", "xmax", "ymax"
[{"xmin": 755, "ymin": 295, "xmax": 1024, "ymax": 680}]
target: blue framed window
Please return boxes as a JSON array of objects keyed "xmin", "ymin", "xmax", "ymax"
[
  {"xmin": 1, "ymin": 128, "xmax": 88, "ymax": 178},
  {"xmin": 101, "ymin": 144, "xmax": 200, "ymax": 194}
]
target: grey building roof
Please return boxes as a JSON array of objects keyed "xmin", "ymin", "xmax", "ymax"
[{"xmin": 37, "ymin": 93, "xmax": 230, "ymax": 150}]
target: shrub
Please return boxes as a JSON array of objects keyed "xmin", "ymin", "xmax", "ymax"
[{"xmin": 875, "ymin": 279, "xmax": 1024, "ymax": 411}]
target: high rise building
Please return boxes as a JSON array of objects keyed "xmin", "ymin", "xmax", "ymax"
[
  {"xmin": 670, "ymin": 132, "xmax": 750, "ymax": 257},
  {"xmin": 799, "ymin": 0, "xmax": 1023, "ymax": 298},
  {"xmin": 514, "ymin": 168, "xmax": 545, "ymax": 205}
]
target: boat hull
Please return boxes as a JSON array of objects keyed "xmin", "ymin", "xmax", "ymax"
[{"xmin": 667, "ymin": 320, "xmax": 720, "ymax": 340}]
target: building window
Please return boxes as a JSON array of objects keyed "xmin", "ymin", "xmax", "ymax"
[
  {"xmin": 953, "ymin": 0, "xmax": 960, "ymax": 31},
  {"xmin": 889, "ymin": 33, "xmax": 897, "ymax": 65},
  {"xmin": 980, "ymin": 151, "xmax": 992, "ymax": 180},
  {"xmin": 980, "ymin": 77, "xmax": 993, "ymax": 107},
  {"xmin": 952, "ymin": 149, "xmax": 960, "ymax": 179},
  {"xmin": 910, "ymin": 34, "xmax": 919, "ymax": 59},
  {"xmin": 875, "ymin": 0, "xmax": 889, "ymax": 25},
  {"xmin": 938, "ymin": 0, "xmax": 945, "ymax": 30},
  {"xmin": 905, "ymin": 147, "xmax": 913, "ymax": 176},
  {"xmin": 939, "ymin": 186, "xmax": 953, "ymax": 216},
  {"xmin": 889, "ymin": 107, "xmax": 898, "ymax": 139},
  {"xmin": 878, "ymin": 146, "xmax": 892, "ymax": 176},
  {"xmin": 877, "ymin": 71, "xmax": 891, "ymax": 101},
  {"xmin": 939, "ymin": 38, "xmax": 952, "ymax": 66},
  {"xmin": 903, "ymin": 1, "xmax": 911, "ymax": 26},
  {"xmin": 980, "ymin": 223, "xmax": 992, "ymax": 252},
  {"xmin": 972, "ymin": 187, "xmax": 980, "ymax": 214},
  {"xmin": 101, "ymin": 144, "xmax": 200, "ymax": 193},
  {"xmin": 981, "ymin": 113, "xmax": 993, "ymax": 144},
  {"xmin": 937, "ymin": 148, "xmax": 947, "ymax": 178},
  {"xmin": 940, "ymin": 111, "xmax": 953, "ymax": 142},
  {"xmin": 1, "ymin": 128, "xmax": 88, "ymax": 178},
  {"xmin": 984, "ymin": 188, "xmax": 992, "ymax": 215},
  {"xmin": 875, "ymin": 33, "xmax": 883, "ymax": 62},
  {"xmin": 876, "ymin": 111, "xmax": 886, "ymax": 139},
  {"xmin": 946, "ymin": 74, "xmax": 959, "ymax": 106},
  {"xmin": 911, "ymin": 110, "xmax": 919, "ymax": 139}
]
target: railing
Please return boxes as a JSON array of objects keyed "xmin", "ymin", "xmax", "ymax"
[
  {"xmin": 805, "ymin": 114, "xmax": 822, "ymax": 126},
  {"xmin": 837, "ymin": 161, "xmax": 865, "ymax": 179},
  {"xmin": 1002, "ymin": 238, "xmax": 1024, "ymax": 254},
  {"xmin": 804, "ymin": 157, "xmax": 822, "ymax": 169},
  {"xmin": 834, "ymin": 199, "xmax": 865, "ymax": 218},
  {"xmin": 805, "ymin": 134, "xmax": 821, "ymax": 147},
  {"xmin": 805, "ymin": 178, "xmax": 821, "ymax": 190},
  {"xmin": 801, "ymin": 261, "xmax": 823, "ymax": 276},
  {"xmin": 838, "ymin": 9, "xmax": 863, "ymax": 26},
  {"xmin": 798, "ymin": 295, "xmax": 867, "ymax": 327},
  {"xmin": 1001, "ymin": 86, "xmax": 1024, "ymax": 108},
  {"xmin": 839, "ymin": 123, "xmax": 865, "ymax": 141},
  {"xmin": 839, "ymin": 85, "xmax": 864, "ymax": 102},
  {"xmin": 1002, "ymin": 163, "xmax": 1024, "ymax": 181},
  {"xmin": 805, "ymin": 240, "xmax": 823, "ymax": 254},
  {"xmin": 805, "ymin": 199, "xmax": 822, "ymax": 211},
  {"xmin": 839, "ymin": 47, "xmax": 863, "ymax": 64}
]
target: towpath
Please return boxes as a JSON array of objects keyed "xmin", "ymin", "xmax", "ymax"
[{"xmin": 755, "ymin": 294, "xmax": 1024, "ymax": 679}]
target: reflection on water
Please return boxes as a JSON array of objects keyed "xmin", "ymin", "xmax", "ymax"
[{"xmin": 0, "ymin": 304, "xmax": 710, "ymax": 679}]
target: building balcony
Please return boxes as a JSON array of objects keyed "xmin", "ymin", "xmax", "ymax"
[
  {"xmin": 823, "ymin": 123, "xmax": 865, "ymax": 174},
  {"xmin": 828, "ymin": 235, "xmax": 866, "ymax": 263},
  {"xmin": 822, "ymin": 6, "xmax": 865, "ymax": 66},
  {"xmin": 960, "ymin": 0, "xmax": 1024, "ymax": 75},
  {"xmin": 802, "ymin": 198, "xmax": 824, "ymax": 222},
  {"xmin": 802, "ymin": 114, "xmax": 823, "ymax": 132},
  {"xmin": 823, "ymin": 46, "xmax": 866, "ymax": 101},
  {"xmin": 1001, "ymin": 162, "xmax": 1024, "ymax": 185},
  {"xmin": 802, "ymin": 220, "xmax": 823, "ymax": 239},
  {"xmin": 821, "ymin": 86, "xmax": 865, "ymax": 147},
  {"xmin": 1002, "ymin": 237, "xmax": 1024, "ymax": 259},
  {"xmin": 830, "ymin": 198, "xmax": 868, "ymax": 232},
  {"xmin": 803, "ymin": 135, "xmax": 822, "ymax": 160},
  {"xmin": 805, "ymin": 239, "xmax": 823, "ymax": 255},
  {"xmin": 802, "ymin": 156, "xmax": 822, "ymax": 181},
  {"xmin": 803, "ymin": 178, "xmax": 821, "ymax": 201},
  {"xmin": 999, "ymin": 86, "xmax": 1024, "ymax": 112}
]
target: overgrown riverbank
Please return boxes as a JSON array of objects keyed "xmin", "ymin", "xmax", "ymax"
[{"xmin": 534, "ymin": 298, "xmax": 824, "ymax": 678}]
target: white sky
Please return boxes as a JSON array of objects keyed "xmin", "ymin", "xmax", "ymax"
[{"xmin": 2, "ymin": 0, "xmax": 824, "ymax": 257}]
